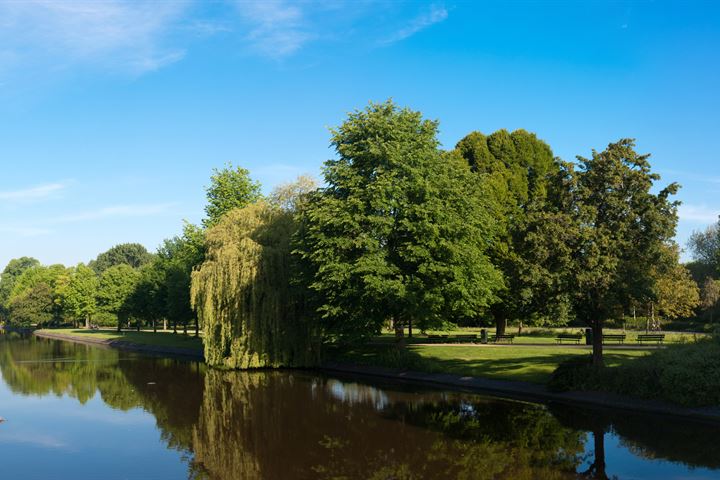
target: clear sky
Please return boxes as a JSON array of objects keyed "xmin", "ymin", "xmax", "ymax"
[{"xmin": 1, "ymin": 0, "xmax": 719, "ymax": 268}]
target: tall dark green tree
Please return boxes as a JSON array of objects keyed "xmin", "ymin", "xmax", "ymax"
[
  {"xmin": 295, "ymin": 100, "xmax": 502, "ymax": 343},
  {"xmin": 563, "ymin": 139, "xmax": 678, "ymax": 365},
  {"xmin": 97, "ymin": 264, "xmax": 140, "ymax": 331},
  {"xmin": 127, "ymin": 260, "xmax": 168, "ymax": 332},
  {"xmin": 454, "ymin": 129, "xmax": 559, "ymax": 334}
]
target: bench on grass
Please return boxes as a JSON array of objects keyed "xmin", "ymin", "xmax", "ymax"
[
  {"xmin": 555, "ymin": 333, "xmax": 583, "ymax": 344},
  {"xmin": 602, "ymin": 334, "xmax": 626, "ymax": 344},
  {"xmin": 451, "ymin": 334, "xmax": 478, "ymax": 343},
  {"xmin": 637, "ymin": 334, "xmax": 665, "ymax": 344},
  {"xmin": 491, "ymin": 334, "xmax": 515, "ymax": 344}
]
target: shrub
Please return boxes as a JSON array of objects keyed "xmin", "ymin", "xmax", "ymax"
[{"xmin": 549, "ymin": 339, "xmax": 720, "ymax": 407}]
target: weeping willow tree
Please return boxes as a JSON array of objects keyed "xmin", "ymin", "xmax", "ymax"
[{"xmin": 191, "ymin": 201, "xmax": 318, "ymax": 369}]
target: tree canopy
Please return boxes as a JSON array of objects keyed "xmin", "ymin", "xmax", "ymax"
[
  {"xmin": 203, "ymin": 163, "xmax": 262, "ymax": 227},
  {"xmin": 295, "ymin": 101, "xmax": 502, "ymax": 341},
  {"xmin": 90, "ymin": 243, "xmax": 153, "ymax": 274}
]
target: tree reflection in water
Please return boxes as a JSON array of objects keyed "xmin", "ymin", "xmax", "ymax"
[{"xmin": 1, "ymin": 335, "xmax": 719, "ymax": 479}]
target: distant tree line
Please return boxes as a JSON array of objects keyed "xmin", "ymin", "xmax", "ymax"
[{"xmin": 0, "ymin": 100, "xmax": 703, "ymax": 367}]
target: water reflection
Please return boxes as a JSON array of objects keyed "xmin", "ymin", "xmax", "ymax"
[{"xmin": 0, "ymin": 335, "xmax": 718, "ymax": 480}]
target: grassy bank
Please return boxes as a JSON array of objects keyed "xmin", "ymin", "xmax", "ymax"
[
  {"xmin": 331, "ymin": 343, "xmax": 649, "ymax": 384},
  {"xmin": 35, "ymin": 328, "xmax": 203, "ymax": 351}
]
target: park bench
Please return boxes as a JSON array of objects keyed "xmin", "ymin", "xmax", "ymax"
[
  {"xmin": 451, "ymin": 334, "xmax": 478, "ymax": 343},
  {"xmin": 426, "ymin": 334, "xmax": 449, "ymax": 343},
  {"xmin": 555, "ymin": 333, "xmax": 583, "ymax": 344},
  {"xmin": 602, "ymin": 334, "xmax": 626, "ymax": 344},
  {"xmin": 637, "ymin": 334, "xmax": 665, "ymax": 344},
  {"xmin": 491, "ymin": 334, "xmax": 515, "ymax": 344}
]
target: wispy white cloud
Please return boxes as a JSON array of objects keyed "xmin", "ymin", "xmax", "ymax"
[
  {"xmin": 0, "ymin": 226, "xmax": 52, "ymax": 237},
  {"xmin": 233, "ymin": 0, "xmax": 314, "ymax": 58},
  {"xmin": 0, "ymin": 182, "xmax": 67, "ymax": 201},
  {"xmin": 678, "ymin": 204, "xmax": 719, "ymax": 223},
  {"xmin": 51, "ymin": 203, "xmax": 178, "ymax": 224},
  {"xmin": 380, "ymin": 4, "xmax": 448, "ymax": 45},
  {"xmin": 0, "ymin": 0, "xmax": 191, "ymax": 74}
]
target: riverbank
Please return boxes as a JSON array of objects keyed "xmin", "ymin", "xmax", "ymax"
[
  {"xmin": 33, "ymin": 329, "xmax": 204, "ymax": 360},
  {"xmin": 34, "ymin": 329, "xmax": 720, "ymax": 424},
  {"xmin": 321, "ymin": 361, "xmax": 720, "ymax": 424}
]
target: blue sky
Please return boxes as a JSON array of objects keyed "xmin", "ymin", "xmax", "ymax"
[{"xmin": 1, "ymin": 0, "xmax": 719, "ymax": 268}]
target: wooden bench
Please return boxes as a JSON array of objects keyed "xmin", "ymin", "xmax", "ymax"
[
  {"xmin": 555, "ymin": 333, "xmax": 583, "ymax": 344},
  {"xmin": 426, "ymin": 334, "xmax": 449, "ymax": 343},
  {"xmin": 602, "ymin": 334, "xmax": 626, "ymax": 344},
  {"xmin": 637, "ymin": 334, "xmax": 665, "ymax": 344},
  {"xmin": 491, "ymin": 334, "xmax": 515, "ymax": 344},
  {"xmin": 451, "ymin": 334, "xmax": 478, "ymax": 343}
]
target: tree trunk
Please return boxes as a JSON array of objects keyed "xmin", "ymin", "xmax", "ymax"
[
  {"xmin": 517, "ymin": 320, "xmax": 523, "ymax": 335},
  {"xmin": 394, "ymin": 318, "xmax": 405, "ymax": 348},
  {"xmin": 582, "ymin": 428, "xmax": 609, "ymax": 479},
  {"xmin": 194, "ymin": 318, "xmax": 199, "ymax": 338},
  {"xmin": 164, "ymin": 319, "xmax": 168, "ymax": 331},
  {"xmin": 153, "ymin": 319, "xmax": 157, "ymax": 333},
  {"xmin": 408, "ymin": 318, "xmax": 413, "ymax": 338},
  {"xmin": 85, "ymin": 315, "xmax": 90, "ymax": 330},
  {"xmin": 172, "ymin": 320, "xmax": 177, "ymax": 334},
  {"xmin": 495, "ymin": 315, "xmax": 506, "ymax": 337},
  {"xmin": 592, "ymin": 319, "xmax": 604, "ymax": 366},
  {"xmin": 183, "ymin": 322, "xmax": 187, "ymax": 335},
  {"xmin": 136, "ymin": 318, "xmax": 141, "ymax": 332}
]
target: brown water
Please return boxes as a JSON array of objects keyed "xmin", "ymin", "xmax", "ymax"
[{"xmin": 0, "ymin": 332, "xmax": 718, "ymax": 479}]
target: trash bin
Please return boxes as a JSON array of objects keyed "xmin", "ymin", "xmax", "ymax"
[{"xmin": 585, "ymin": 328, "xmax": 593, "ymax": 345}]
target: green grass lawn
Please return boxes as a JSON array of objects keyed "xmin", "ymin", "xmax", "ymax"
[
  {"xmin": 37, "ymin": 328, "xmax": 204, "ymax": 351},
  {"xmin": 334, "ymin": 343, "xmax": 650, "ymax": 384},
  {"xmin": 374, "ymin": 327, "xmax": 705, "ymax": 345}
]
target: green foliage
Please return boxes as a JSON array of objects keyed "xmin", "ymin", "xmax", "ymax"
[
  {"xmin": 203, "ymin": 163, "xmax": 262, "ymax": 227},
  {"xmin": 268, "ymin": 174, "xmax": 318, "ymax": 212},
  {"xmin": 549, "ymin": 338, "xmax": 720, "ymax": 407},
  {"xmin": 0, "ymin": 257, "xmax": 40, "ymax": 320},
  {"xmin": 127, "ymin": 260, "xmax": 168, "ymax": 327},
  {"xmin": 192, "ymin": 202, "xmax": 318, "ymax": 368},
  {"xmin": 60, "ymin": 264, "xmax": 99, "ymax": 327},
  {"xmin": 295, "ymin": 100, "xmax": 501, "ymax": 341},
  {"xmin": 89, "ymin": 243, "xmax": 153, "ymax": 274},
  {"xmin": 97, "ymin": 264, "xmax": 140, "ymax": 324},
  {"xmin": 7, "ymin": 283, "xmax": 55, "ymax": 327}
]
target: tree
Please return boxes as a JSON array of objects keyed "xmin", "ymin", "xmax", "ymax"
[
  {"xmin": 7, "ymin": 283, "xmax": 55, "ymax": 327},
  {"xmin": 0, "ymin": 257, "xmax": 40, "ymax": 321},
  {"xmin": 127, "ymin": 260, "xmax": 167, "ymax": 332},
  {"xmin": 701, "ymin": 277, "xmax": 720, "ymax": 323},
  {"xmin": 61, "ymin": 264, "xmax": 99, "ymax": 329},
  {"xmin": 268, "ymin": 175, "xmax": 318, "ymax": 212},
  {"xmin": 192, "ymin": 201, "xmax": 318, "ymax": 368},
  {"xmin": 6, "ymin": 264, "xmax": 68, "ymax": 325},
  {"xmin": 652, "ymin": 245, "xmax": 699, "ymax": 321},
  {"xmin": 688, "ymin": 221, "xmax": 720, "ymax": 270},
  {"xmin": 203, "ymin": 163, "xmax": 262, "ymax": 227},
  {"xmin": 89, "ymin": 243, "xmax": 153, "ymax": 274},
  {"xmin": 158, "ymin": 222, "xmax": 206, "ymax": 335},
  {"xmin": 566, "ymin": 139, "xmax": 679, "ymax": 365},
  {"xmin": 454, "ymin": 129, "xmax": 560, "ymax": 334},
  {"xmin": 295, "ymin": 100, "xmax": 502, "ymax": 343},
  {"xmin": 97, "ymin": 264, "xmax": 140, "ymax": 331}
]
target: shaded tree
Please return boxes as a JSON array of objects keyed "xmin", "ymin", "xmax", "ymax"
[{"xmin": 0, "ymin": 257, "xmax": 40, "ymax": 321}]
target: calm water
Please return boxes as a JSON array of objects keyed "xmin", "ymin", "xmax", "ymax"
[{"xmin": 0, "ymin": 332, "xmax": 718, "ymax": 480}]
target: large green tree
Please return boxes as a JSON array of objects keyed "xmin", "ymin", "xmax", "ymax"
[
  {"xmin": 97, "ymin": 264, "xmax": 140, "ymax": 331},
  {"xmin": 565, "ymin": 139, "xmax": 679, "ymax": 365},
  {"xmin": 192, "ymin": 201, "xmax": 317, "ymax": 368},
  {"xmin": 295, "ymin": 101, "xmax": 502, "ymax": 342},
  {"xmin": 127, "ymin": 260, "xmax": 168, "ymax": 332},
  {"xmin": 203, "ymin": 163, "xmax": 262, "ymax": 227},
  {"xmin": 89, "ymin": 243, "xmax": 153, "ymax": 274},
  {"xmin": 60, "ymin": 264, "xmax": 99, "ymax": 329},
  {"xmin": 0, "ymin": 257, "xmax": 40, "ymax": 321},
  {"xmin": 454, "ymin": 129, "xmax": 560, "ymax": 334}
]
